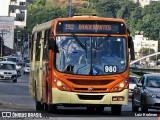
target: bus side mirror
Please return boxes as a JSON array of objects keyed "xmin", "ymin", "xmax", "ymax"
[{"xmin": 128, "ymin": 36, "xmax": 135, "ymax": 60}]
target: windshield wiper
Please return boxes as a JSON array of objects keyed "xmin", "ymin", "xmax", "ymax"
[
  {"xmin": 71, "ymin": 34, "xmax": 86, "ymax": 51},
  {"xmin": 95, "ymin": 34, "xmax": 110, "ymax": 49}
]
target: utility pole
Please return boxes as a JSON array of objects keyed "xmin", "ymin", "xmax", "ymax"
[
  {"xmin": 1, "ymin": 30, "xmax": 3, "ymax": 57},
  {"xmin": 16, "ymin": 32, "xmax": 18, "ymax": 53},
  {"xmin": 69, "ymin": 0, "xmax": 72, "ymax": 17},
  {"xmin": 16, "ymin": 31, "xmax": 20, "ymax": 53},
  {"xmin": 28, "ymin": 33, "xmax": 30, "ymax": 58}
]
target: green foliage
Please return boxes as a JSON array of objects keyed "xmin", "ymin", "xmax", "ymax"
[
  {"xmin": 25, "ymin": 0, "xmax": 160, "ymax": 41},
  {"xmin": 140, "ymin": 2, "xmax": 160, "ymax": 39},
  {"xmin": 139, "ymin": 47, "xmax": 155, "ymax": 56},
  {"xmin": 139, "ymin": 48, "xmax": 157, "ymax": 60},
  {"xmin": 93, "ymin": 0, "xmax": 119, "ymax": 17},
  {"xmin": 26, "ymin": 0, "xmax": 68, "ymax": 32}
]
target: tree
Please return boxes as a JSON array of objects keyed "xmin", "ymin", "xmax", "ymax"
[
  {"xmin": 140, "ymin": 2, "xmax": 160, "ymax": 40},
  {"xmin": 26, "ymin": 0, "xmax": 68, "ymax": 32},
  {"xmin": 25, "ymin": 0, "xmax": 160, "ymax": 41},
  {"xmin": 139, "ymin": 48, "xmax": 155, "ymax": 56},
  {"xmin": 93, "ymin": 0, "xmax": 119, "ymax": 17}
]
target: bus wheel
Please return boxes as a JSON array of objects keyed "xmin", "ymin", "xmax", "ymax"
[
  {"xmin": 111, "ymin": 105, "xmax": 121, "ymax": 115},
  {"xmin": 96, "ymin": 106, "xmax": 104, "ymax": 113},
  {"xmin": 13, "ymin": 79, "xmax": 17, "ymax": 83},
  {"xmin": 48, "ymin": 104, "xmax": 57, "ymax": 113},
  {"xmin": 44, "ymin": 103, "xmax": 48, "ymax": 111},
  {"xmin": 36, "ymin": 101, "xmax": 44, "ymax": 110},
  {"xmin": 87, "ymin": 106, "xmax": 95, "ymax": 112}
]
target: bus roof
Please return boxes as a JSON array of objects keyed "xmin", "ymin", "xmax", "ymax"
[
  {"xmin": 32, "ymin": 16, "xmax": 126, "ymax": 34},
  {"xmin": 32, "ymin": 20, "xmax": 54, "ymax": 33},
  {"xmin": 56, "ymin": 16, "xmax": 126, "ymax": 23}
]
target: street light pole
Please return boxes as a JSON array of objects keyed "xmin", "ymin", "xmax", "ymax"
[
  {"xmin": 16, "ymin": 31, "xmax": 20, "ymax": 53},
  {"xmin": 69, "ymin": 0, "xmax": 72, "ymax": 17},
  {"xmin": 16, "ymin": 32, "xmax": 18, "ymax": 52},
  {"xmin": 1, "ymin": 30, "xmax": 3, "ymax": 57}
]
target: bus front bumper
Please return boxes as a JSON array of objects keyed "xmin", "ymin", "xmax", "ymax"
[{"xmin": 52, "ymin": 88, "xmax": 128, "ymax": 105}]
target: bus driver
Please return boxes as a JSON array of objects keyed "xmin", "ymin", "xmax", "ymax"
[{"xmin": 101, "ymin": 47, "xmax": 119, "ymax": 64}]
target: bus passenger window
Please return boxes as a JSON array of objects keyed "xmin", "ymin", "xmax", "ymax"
[
  {"xmin": 43, "ymin": 29, "xmax": 50, "ymax": 60},
  {"xmin": 36, "ymin": 32, "xmax": 41, "ymax": 61}
]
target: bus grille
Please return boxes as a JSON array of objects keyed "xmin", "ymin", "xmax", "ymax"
[
  {"xmin": 78, "ymin": 95, "xmax": 104, "ymax": 100},
  {"xmin": 75, "ymin": 88, "xmax": 107, "ymax": 91},
  {"xmin": 67, "ymin": 79, "xmax": 114, "ymax": 86}
]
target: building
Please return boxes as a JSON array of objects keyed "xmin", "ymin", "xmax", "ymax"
[
  {"xmin": 0, "ymin": 16, "xmax": 14, "ymax": 56},
  {"xmin": 0, "ymin": 0, "xmax": 27, "ymax": 28},
  {"xmin": 133, "ymin": 0, "xmax": 160, "ymax": 7},
  {"xmin": 0, "ymin": 0, "xmax": 10, "ymax": 16},
  {"xmin": 0, "ymin": 0, "xmax": 27, "ymax": 55},
  {"xmin": 133, "ymin": 34, "xmax": 158, "ymax": 59}
]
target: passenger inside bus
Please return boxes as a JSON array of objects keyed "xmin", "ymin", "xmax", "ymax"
[
  {"xmin": 101, "ymin": 46, "xmax": 118, "ymax": 58},
  {"xmin": 64, "ymin": 39, "xmax": 86, "ymax": 71},
  {"xmin": 101, "ymin": 46, "xmax": 120, "ymax": 64}
]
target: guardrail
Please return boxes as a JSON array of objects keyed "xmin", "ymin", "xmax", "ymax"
[{"xmin": 130, "ymin": 67, "xmax": 160, "ymax": 76}]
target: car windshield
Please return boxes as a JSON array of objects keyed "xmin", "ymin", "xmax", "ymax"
[
  {"xmin": 146, "ymin": 76, "xmax": 160, "ymax": 88},
  {"xmin": 25, "ymin": 64, "xmax": 30, "ymax": 67},
  {"xmin": 0, "ymin": 63, "xmax": 16, "ymax": 70},
  {"xmin": 55, "ymin": 36, "xmax": 127, "ymax": 75},
  {"xmin": 129, "ymin": 76, "xmax": 138, "ymax": 84},
  {"xmin": 6, "ymin": 57, "xmax": 17, "ymax": 62}
]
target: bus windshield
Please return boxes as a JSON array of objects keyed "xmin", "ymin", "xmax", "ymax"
[{"xmin": 55, "ymin": 36, "xmax": 127, "ymax": 75}]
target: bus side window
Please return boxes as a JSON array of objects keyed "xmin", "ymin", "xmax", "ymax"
[
  {"xmin": 36, "ymin": 32, "xmax": 41, "ymax": 61},
  {"xmin": 31, "ymin": 34, "xmax": 34, "ymax": 61},
  {"xmin": 43, "ymin": 29, "xmax": 50, "ymax": 60}
]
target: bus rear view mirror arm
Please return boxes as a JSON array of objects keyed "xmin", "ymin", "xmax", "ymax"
[{"xmin": 128, "ymin": 36, "xmax": 135, "ymax": 60}]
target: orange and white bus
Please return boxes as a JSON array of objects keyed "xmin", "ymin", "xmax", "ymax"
[{"xmin": 30, "ymin": 15, "xmax": 134, "ymax": 115}]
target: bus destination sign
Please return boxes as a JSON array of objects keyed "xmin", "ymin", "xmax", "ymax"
[{"xmin": 56, "ymin": 20, "xmax": 126, "ymax": 34}]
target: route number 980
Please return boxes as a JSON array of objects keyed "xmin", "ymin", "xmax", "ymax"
[{"xmin": 104, "ymin": 65, "xmax": 117, "ymax": 73}]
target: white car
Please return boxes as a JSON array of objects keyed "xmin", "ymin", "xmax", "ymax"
[
  {"xmin": 24, "ymin": 63, "xmax": 30, "ymax": 74},
  {"xmin": 148, "ymin": 61, "xmax": 157, "ymax": 67},
  {"xmin": 0, "ymin": 61, "xmax": 18, "ymax": 82},
  {"xmin": 129, "ymin": 75, "xmax": 139, "ymax": 97}
]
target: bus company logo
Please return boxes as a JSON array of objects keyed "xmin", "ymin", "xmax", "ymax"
[
  {"xmin": 2, "ymin": 112, "xmax": 11, "ymax": 118},
  {"xmin": 88, "ymin": 86, "xmax": 93, "ymax": 92}
]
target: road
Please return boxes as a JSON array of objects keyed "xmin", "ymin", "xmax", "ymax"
[
  {"xmin": 0, "ymin": 74, "xmax": 35, "ymax": 111},
  {"xmin": 0, "ymin": 72, "xmax": 159, "ymax": 120}
]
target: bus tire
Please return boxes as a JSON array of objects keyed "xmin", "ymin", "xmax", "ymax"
[
  {"xmin": 87, "ymin": 106, "xmax": 95, "ymax": 112},
  {"xmin": 96, "ymin": 106, "xmax": 104, "ymax": 113},
  {"xmin": 48, "ymin": 104, "xmax": 57, "ymax": 113},
  {"xmin": 13, "ymin": 79, "xmax": 17, "ymax": 83},
  {"xmin": 36, "ymin": 101, "xmax": 44, "ymax": 110},
  {"xmin": 111, "ymin": 105, "xmax": 121, "ymax": 115},
  {"xmin": 44, "ymin": 103, "xmax": 48, "ymax": 111}
]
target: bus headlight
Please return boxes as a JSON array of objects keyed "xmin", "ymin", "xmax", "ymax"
[
  {"xmin": 119, "ymin": 83, "xmax": 125, "ymax": 88},
  {"xmin": 57, "ymin": 81, "xmax": 62, "ymax": 86},
  {"xmin": 110, "ymin": 80, "xmax": 128, "ymax": 92},
  {"xmin": 52, "ymin": 78, "xmax": 71, "ymax": 91}
]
